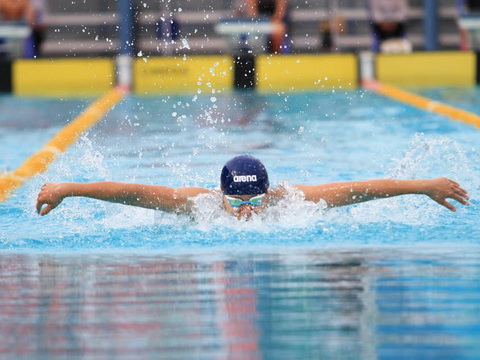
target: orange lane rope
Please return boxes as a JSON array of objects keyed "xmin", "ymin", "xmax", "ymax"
[
  {"xmin": 363, "ymin": 80, "xmax": 480, "ymax": 129},
  {"xmin": 0, "ymin": 87, "xmax": 127, "ymax": 202}
]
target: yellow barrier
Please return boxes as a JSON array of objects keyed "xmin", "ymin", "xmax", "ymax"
[
  {"xmin": 134, "ymin": 56, "xmax": 233, "ymax": 94},
  {"xmin": 256, "ymin": 54, "xmax": 358, "ymax": 92},
  {"xmin": 364, "ymin": 80, "xmax": 480, "ymax": 129},
  {"xmin": 13, "ymin": 59, "xmax": 115, "ymax": 96},
  {"xmin": 0, "ymin": 87, "xmax": 126, "ymax": 202},
  {"xmin": 376, "ymin": 52, "xmax": 476, "ymax": 87}
]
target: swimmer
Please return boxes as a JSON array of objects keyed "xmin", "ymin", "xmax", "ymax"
[{"xmin": 36, "ymin": 155, "xmax": 470, "ymax": 220}]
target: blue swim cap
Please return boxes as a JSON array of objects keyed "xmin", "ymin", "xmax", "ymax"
[{"xmin": 221, "ymin": 155, "xmax": 269, "ymax": 195}]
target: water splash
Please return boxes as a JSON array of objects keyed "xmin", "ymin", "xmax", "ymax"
[
  {"xmin": 189, "ymin": 183, "xmax": 327, "ymax": 233},
  {"xmin": 178, "ymin": 38, "xmax": 190, "ymax": 50},
  {"xmin": 389, "ymin": 134, "xmax": 479, "ymax": 196},
  {"xmin": 21, "ymin": 134, "xmax": 477, "ymax": 244},
  {"xmin": 346, "ymin": 134, "xmax": 479, "ymax": 226}
]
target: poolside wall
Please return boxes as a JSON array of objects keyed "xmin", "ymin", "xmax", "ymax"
[
  {"xmin": 12, "ymin": 59, "xmax": 115, "ymax": 96},
  {"xmin": 1, "ymin": 51, "xmax": 478, "ymax": 96},
  {"xmin": 133, "ymin": 55, "xmax": 233, "ymax": 95},
  {"xmin": 376, "ymin": 52, "xmax": 477, "ymax": 87}
]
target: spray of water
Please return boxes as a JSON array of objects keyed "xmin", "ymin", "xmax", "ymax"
[
  {"xmin": 189, "ymin": 183, "xmax": 327, "ymax": 233},
  {"xmin": 19, "ymin": 132, "xmax": 478, "ymax": 248},
  {"xmin": 348, "ymin": 134, "xmax": 479, "ymax": 226}
]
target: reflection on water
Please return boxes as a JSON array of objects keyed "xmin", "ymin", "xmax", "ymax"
[{"xmin": 1, "ymin": 247, "xmax": 479, "ymax": 359}]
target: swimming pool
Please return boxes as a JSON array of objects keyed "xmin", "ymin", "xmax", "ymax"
[{"xmin": 1, "ymin": 88, "xmax": 479, "ymax": 358}]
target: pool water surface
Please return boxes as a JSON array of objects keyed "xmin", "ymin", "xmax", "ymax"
[{"xmin": 0, "ymin": 88, "xmax": 479, "ymax": 359}]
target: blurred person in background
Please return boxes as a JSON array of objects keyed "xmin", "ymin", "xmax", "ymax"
[
  {"xmin": 318, "ymin": 16, "xmax": 345, "ymax": 52},
  {"xmin": 458, "ymin": 0, "xmax": 480, "ymax": 13},
  {"xmin": 368, "ymin": 0, "xmax": 411, "ymax": 53},
  {"xmin": 0, "ymin": 0, "xmax": 43, "ymax": 58},
  {"xmin": 457, "ymin": 0, "xmax": 480, "ymax": 50},
  {"xmin": 245, "ymin": 0, "xmax": 291, "ymax": 54},
  {"xmin": 0, "ymin": 0, "xmax": 34, "ymax": 22},
  {"xmin": 30, "ymin": 0, "xmax": 48, "ymax": 57}
]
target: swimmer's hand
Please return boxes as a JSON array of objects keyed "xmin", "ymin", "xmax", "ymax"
[
  {"xmin": 424, "ymin": 177, "xmax": 470, "ymax": 212},
  {"xmin": 36, "ymin": 183, "xmax": 66, "ymax": 216}
]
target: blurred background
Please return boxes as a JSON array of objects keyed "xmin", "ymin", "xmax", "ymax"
[{"xmin": 0, "ymin": 0, "xmax": 470, "ymax": 59}]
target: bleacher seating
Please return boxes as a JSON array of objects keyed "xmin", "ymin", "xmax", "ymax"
[{"xmin": 40, "ymin": 0, "xmax": 460, "ymax": 57}]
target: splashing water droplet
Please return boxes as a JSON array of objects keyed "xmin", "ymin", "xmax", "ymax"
[{"xmin": 179, "ymin": 38, "xmax": 190, "ymax": 50}]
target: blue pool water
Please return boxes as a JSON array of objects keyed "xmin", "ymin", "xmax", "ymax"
[{"xmin": 1, "ymin": 88, "xmax": 479, "ymax": 359}]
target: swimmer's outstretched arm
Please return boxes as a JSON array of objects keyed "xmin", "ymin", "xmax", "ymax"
[
  {"xmin": 294, "ymin": 177, "xmax": 470, "ymax": 212},
  {"xmin": 36, "ymin": 182, "xmax": 211, "ymax": 216}
]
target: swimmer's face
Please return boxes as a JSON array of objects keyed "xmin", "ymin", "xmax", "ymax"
[{"xmin": 223, "ymin": 193, "xmax": 269, "ymax": 220}]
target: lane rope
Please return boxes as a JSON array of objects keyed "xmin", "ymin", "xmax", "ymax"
[
  {"xmin": 0, "ymin": 87, "xmax": 127, "ymax": 202},
  {"xmin": 363, "ymin": 80, "xmax": 480, "ymax": 129}
]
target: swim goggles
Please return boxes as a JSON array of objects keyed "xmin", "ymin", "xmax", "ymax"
[{"xmin": 224, "ymin": 194, "xmax": 266, "ymax": 208}]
